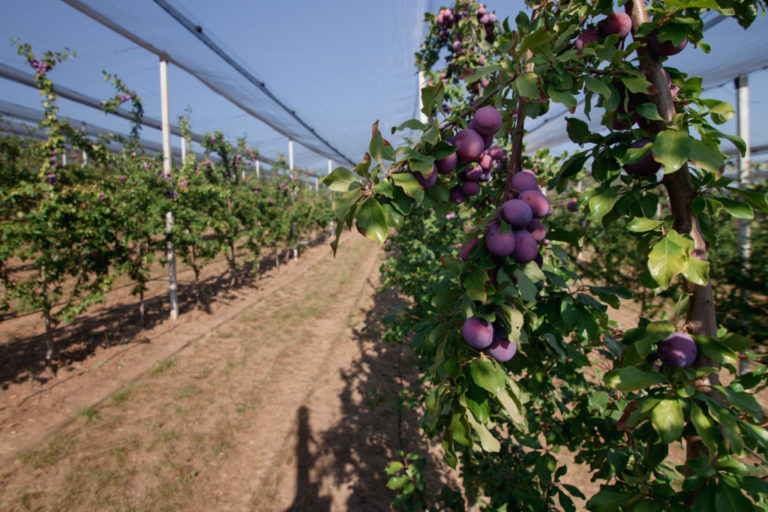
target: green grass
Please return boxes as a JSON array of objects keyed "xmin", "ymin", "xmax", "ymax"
[
  {"xmin": 17, "ymin": 434, "xmax": 78, "ymax": 469},
  {"xmin": 149, "ymin": 357, "xmax": 176, "ymax": 377},
  {"xmin": 110, "ymin": 387, "xmax": 133, "ymax": 407},
  {"xmin": 77, "ymin": 406, "xmax": 96, "ymax": 421}
]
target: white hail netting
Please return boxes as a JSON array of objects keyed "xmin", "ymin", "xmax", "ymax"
[{"xmin": 0, "ymin": 1, "xmax": 765, "ymax": 168}]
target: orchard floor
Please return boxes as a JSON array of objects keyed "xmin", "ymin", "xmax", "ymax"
[{"xmin": 0, "ymin": 232, "xmax": 455, "ymax": 511}]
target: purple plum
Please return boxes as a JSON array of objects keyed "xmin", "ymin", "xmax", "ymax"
[
  {"xmin": 510, "ymin": 170, "xmax": 538, "ymax": 193},
  {"xmin": 598, "ymin": 12, "xmax": 633, "ymax": 39},
  {"xmin": 623, "ymin": 139, "xmax": 661, "ymax": 177},
  {"xmin": 472, "ymin": 106, "xmax": 503, "ymax": 136},
  {"xmin": 648, "ymin": 29, "xmax": 688, "ymax": 57},
  {"xmin": 519, "ymin": 190, "xmax": 550, "ymax": 218},
  {"xmin": 462, "ymin": 316, "xmax": 494, "ymax": 350},
  {"xmin": 486, "ymin": 222, "xmax": 516, "ymax": 257},
  {"xmin": 657, "ymin": 332, "xmax": 697, "ymax": 368},
  {"xmin": 487, "ymin": 325, "xmax": 518, "ymax": 362},
  {"xmin": 460, "ymin": 237, "xmax": 482, "ymax": 261},
  {"xmin": 454, "ymin": 128, "xmax": 485, "ymax": 162},
  {"xmin": 514, "ymin": 230, "xmax": 539, "ymax": 264},
  {"xmin": 500, "ymin": 199, "xmax": 533, "ymax": 228}
]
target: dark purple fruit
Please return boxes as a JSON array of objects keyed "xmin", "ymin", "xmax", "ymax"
[
  {"xmin": 487, "ymin": 325, "xmax": 518, "ymax": 362},
  {"xmin": 462, "ymin": 316, "xmax": 494, "ymax": 350},
  {"xmin": 598, "ymin": 12, "xmax": 632, "ymax": 39},
  {"xmin": 514, "ymin": 230, "xmax": 539, "ymax": 263},
  {"xmin": 486, "ymin": 222, "xmax": 516, "ymax": 257},
  {"xmin": 648, "ymin": 29, "xmax": 688, "ymax": 57},
  {"xmin": 472, "ymin": 106, "xmax": 503, "ymax": 136},
  {"xmin": 574, "ymin": 28, "xmax": 601, "ymax": 53},
  {"xmin": 623, "ymin": 139, "xmax": 661, "ymax": 177},
  {"xmin": 460, "ymin": 237, "xmax": 481, "ymax": 261},
  {"xmin": 455, "ymin": 128, "xmax": 485, "ymax": 162},
  {"xmin": 519, "ymin": 190, "xmax": 550, "ymax": 218},
  {"xmin": 500, "ymin": 199, "xmax": 533, "ymax": 228},
  {"xmin": 526, "ymin": 219, "xmax": 547, "ymax": 241},
  {"xmin": 657, "ymin": 332, "xmax": 697, "ymax": 368},
  {"xmin": 510, "ymin": 170, "xmax": 538, "ymax": 193}
]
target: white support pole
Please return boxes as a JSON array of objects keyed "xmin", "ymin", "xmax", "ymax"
[
  {"xmin": 181, "ymin": 136, "xmax": 187, "ymax": 164},
  {"xmin": 288, "ymin": 139, "xmax": 294, "ymax": 171},
  {"xmin": 81, "ymin": 122, "xmax": 88, "ymax": 165},
  {"xmin": 328, "ymin": 159, "xmax": 333, "ymax": 175},
  {"xmin": 160, "ymin": 56, "xmax": 179, "ymax": 321},
  {"xmin": 736, "ymin": 74, "xmax": 752, "ymax": 375},
  {"xmin": 314, "ymin": 177, "xmax": 319, "ymax": 192},
  {"xmin": 418, "ymin": 70, "xmax": 428, "ymax": 124},
  {"xmin": 256, "ymin": 159, "xmax": 260, "ymax": 178},
  {"xmin": 62, "ymin": 151, "xmax": 67, "ymax": 166}
]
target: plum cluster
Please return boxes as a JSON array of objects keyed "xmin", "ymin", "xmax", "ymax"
[
  {"xmin": 28, "ymin": 58, "xmax": 51, "ymax": 75},
  {"xmin": 429, "ymin": 106, "xmax": 506, "ymax": 201},
  {"xmin": 482, "ymin": 169, "xmax": 550, "ymax": 264},
  {"xmin": 462, "ymin": 316, "xmax": 517, "ymax": 362},
  {"xmin": 574, "ymin": 12, "xmax": 687, "ymax": 57}
]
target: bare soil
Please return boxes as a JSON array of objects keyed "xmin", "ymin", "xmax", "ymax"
[{"xmin": 0, "ymin": 232, "xmax": 456, "ymax": 511}]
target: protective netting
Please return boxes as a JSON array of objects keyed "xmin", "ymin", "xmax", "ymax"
[{"xmin": 523, "ymin": 11, "xmax": 768, "ymax": 156}]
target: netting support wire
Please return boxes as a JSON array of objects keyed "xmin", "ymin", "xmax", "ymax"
[
  {"xmin": 160, "ymin": 56, "xmax": 179, "ymax": 321},
  {"xmin": 148, "ymin": 0, "xmax": 354, "ymax": 166},
  {"xmin": 0, "ymin": 62, "xmax": 206, "ymax": 143},
  {"xmin": 289, "ymin": 139, "xmax": 294, "ymax": 171}
]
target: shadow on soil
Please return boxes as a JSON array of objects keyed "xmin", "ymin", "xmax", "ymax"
[
  {"xmin": 0, "ymin": 234, "xmax": 328, "ymax": 388},
  {"xmin": 283, "ymin": 283, "xmax": 458, "ymax": 511}
]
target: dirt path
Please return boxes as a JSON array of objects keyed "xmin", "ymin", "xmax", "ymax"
[{"xmin": 0, "ymin": 233, "xmax": 455, "ymax": 511}]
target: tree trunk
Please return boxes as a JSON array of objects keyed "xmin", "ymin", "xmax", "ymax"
[
  {"xmin": 627, "ymin": 0, "xmax": 721, "ymax": 474},
  {"xmin": 40, "ymin": 265, "xmax": 56, "ymax": 377}
]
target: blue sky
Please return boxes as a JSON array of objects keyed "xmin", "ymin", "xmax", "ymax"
[{"xmin": 0, "ymin": 1, "xmax": 766, "ymax": 174}]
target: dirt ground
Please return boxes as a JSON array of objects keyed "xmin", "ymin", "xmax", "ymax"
[
  {"xmin": 0, "ymin": 232, "xmax": 455, "ymax": 511},
  {"xmin": 0, "ymin": 229, "xmax": 759, "ymax": 511}
]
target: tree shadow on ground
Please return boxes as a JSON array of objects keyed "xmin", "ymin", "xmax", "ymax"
[
  {"xmin": 284, "ymin": 283, "xmax": 459, "ymax": 511},
  {"xmin": 0, "ymin": 233, "xmax": 328, "ymax": 388}
]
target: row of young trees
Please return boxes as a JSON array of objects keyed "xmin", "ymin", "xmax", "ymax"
[
  {"xmin": 0, "ymin": 43, "xmax": 332, "ymax": 375},
  {"xmin": 324, "ymin": 0, "xmax": 768, "ymax": 510}
]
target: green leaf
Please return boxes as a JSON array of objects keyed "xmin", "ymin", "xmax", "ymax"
[
  {"xmin": 513, "ymin": 268, "xmax": 538, "ymax": 303},
  {"xmin": 470, "ymin": 359, "xmax": 506, "ymax": 396},
  {"xmin": 355, "ymin": 198, "xmax": 388, "ymax": 245},
  {"xmin": 720, "ymin": 332, "xmax": 751, "ymax": 352},
  {"xmin": 653, "ymin": 130, "xmax": 690, "ymax": 173},
  {"xmin": 651, "ymin": 398, "xmax": 684, "ymax": 443},
  {"xmin": 620, "ymin": 75, "xmax": 652, "ymax": 94},
  {"xmin": 323, "ymin": 166, "xmax": 358, "ymax": 192},
  {"xmin": 406, "ymin": 150, "xmax": 436, "ymax": 175},
  {"xmin": 690, "ymin": 402, "xmax": 719, "ymax": 456},
  {"xmin": 695, "ymin": 335, "xmax": 739, "ymax": 366},
  {"xmin": 466, "ymin": 412, "xmax": 501, "ymax": 452},
  {"xmin": 332, "ymin": 188, "xmax": 363, "ymax": 222},
  {"xmin": 498, "ymin": 386, "xmax": 527, "ymax": 428},
  {"xmin": 604, "ymin": 367, "xmax": 666, "ymax": 392},
  {"xmin": 713, "ymin": 385, "xmax": 763, "ymax": 417},
  {"xmin": 588, "ymin": 187, "xmax": 620, "ymax": 220},
  {"xmin": 585, "ymin": 76, "xmax": 612, "ymax": 99},
  {"xmin": 635, "ymin": 103, "xmax": 665, "ymax": 121},
  {"xmin": 547, "ymin": 86, "xmax": 577, "ymax": 110},
  {"xmin": 732, "ymin": 188, "xmax": 768, "ymax": 214},
  {"xmin": 393, "ymin": 118, "xmax": 426, "ymax": 133},
  {"xmin": 626, "ymin": 217, "xmax": 663, "ymax": 232},
  {"xmin": 710, "ymin": 405, "xmax": 744, "ymax": 454},
  {"xmin": 369, "ymin": 121, "xmax": 396, "ymax": 165},
  {"xmin": 715, "ymin": 481, "xmax": 752, "ymax": 510},
  {"xmin": 566, "ymin": 117, "xmax": 591, "ymax": 144},
  {"xmin": 689, "ymin": 139, "xmax": 725, "ymax": 174},
  {"xmin": 386, "ymin": 475, "xmax": 409, "ymax": 490},
  {"xmin": 703, "ymin": 98, "xmax": 736, "ymax": 125},
  {"xmin": 712, "ymin": 196, "xmax": 754, "ymax": 219},
  {"xmin": 498, "ymin": 304, "xmax": 524, "ymax": 342},
  {"xmin": 514, "ymin": 72, "xmax": 541, "ymax": 99},
  {"xmin": 682, "ymin": 257, "xmax": 710, "ymax": 286},
  {"xmin": 463, "ymin": 65, "xmax": 502, "ymax": 84},
  {"xmin": 519, "ymin": 26, "xmax": 552, "ymax": 54},
  {"xmin": 647, "ymin": 236, "xmax": 688, "ymax": 288},
  {"xmin": 587, "ymin": 488, "xmax": 638, "ymax": 512},
  {"xmin": 464, "ymin": 266, "xmax": 489, "ymax": 302},
  {"xmin": 420, "ymin": 83, "xmax": 443, "ymax": 118},
  {"xmin": 450, "ymin": 412, "xmax": 471, "ymax": 447},
  {"xmin": 385, "ymin": 461, "xmax": 404, "ymax": 475},
  {"xmin": 391, "ymin": 172, "xmax": 425, "ymax": 203}
]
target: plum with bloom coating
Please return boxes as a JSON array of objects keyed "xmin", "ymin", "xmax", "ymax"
[
  {"xmin": 472, "ymin": 106, "xmax": 503, "ymax": 136},
  {"xmin": 487, "ymin": 325, "xmax": 518, "ymax": 362},
  {"xmin": 462, "ymin": 316, "xmax": 494, "ymax": 350},
  {"xmin": 658, "ymin": 332, "xmax": 697, "ymax": 368},
  {"xmin": 454, "ymin": 128, "xmax": 485, "ymax": 162},
  {"xmin": 486, "ymin": 222, "xmax": 516, "ymax": 257},
  {"xmin": 500, "ymin": 199, "xmax": 533, "ymax": 228}
]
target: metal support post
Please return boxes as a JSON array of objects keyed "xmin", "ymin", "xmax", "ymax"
[{"xmin": 160, "ymin": 56, "xmax": 179, "ymax": 321}]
